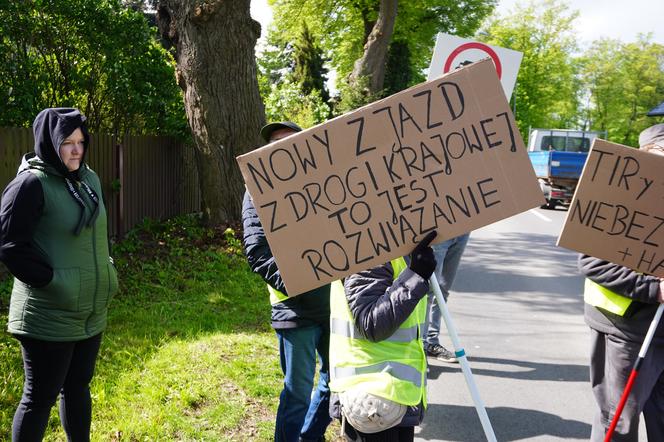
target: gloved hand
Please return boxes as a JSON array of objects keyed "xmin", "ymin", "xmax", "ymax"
[{"xmin": 409, "ymin": 230, "xmax": 437, "ymax": 279}]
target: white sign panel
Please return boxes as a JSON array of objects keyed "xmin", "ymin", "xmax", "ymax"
[{"xmin": 428, "ymin": 33, "xmax": 523, "ymax": 100}]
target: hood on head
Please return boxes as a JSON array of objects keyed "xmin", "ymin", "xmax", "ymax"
[{"xmin": 32, "ymin": 108, "xmax": 90, "ymax": 175}]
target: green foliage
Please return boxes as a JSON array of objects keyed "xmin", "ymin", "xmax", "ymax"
[
  {"xmin": 262, "ymin": 79, "xmax": 331, "ymax": 128},
  {"xmin": 121, "ymin": 0, "xmax": 158, "ymax": 11},
  {"xmin": 256, "ymin": 32, "xmax": 294, "ymax": 100},
  {"xmin": 477, "ymin": 0, "xmax": 664, "ymax": 142},
  {"xmin": 0, "ymin": 215, "xmax": 284, "ymax": 440},
  {"xmin": 269, "ymin": 0, "xmax": 495, "ymax": 103},
  {"xmin": 0, "ymin": 0, "xmax": 187, "ymax": 138},
  {"xmin": 390, "ymin": 0, "xmax": 497, "ymax": 90},
  {"xmin": 335, "ymin": 75, "xmax": 382, "ymax": 114},
  {"xmin": 580, "ymin": 35, "xmax": 664, "ymax": 146},
  {"xmin": 110, "ymin": 178, "xmax": 122, "ymax": 193},
  {"xmin": 258, "ymin": 23, "xmax": 331, "ymax": 127},
  {"xmin": 292, "ymin": 22, "xmax": 330, "ymax": 104},
  {"xmin": 269, "ymin": 0, "xmax": 365, "ymax": 91},
  {"xmin": 384, "ymin": 40, "xmax": 414, "ymax": 96},
  {"xmin": 223, "ymin": 227, "xmax": 244, "ymax": 256},
  {"xmin": 479, "ymin": 0, "xmax": 582, "ymax": 136}
]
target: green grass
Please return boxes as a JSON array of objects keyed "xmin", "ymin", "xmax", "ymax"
[{"xmin": 0, "ymin": 215, "xmax": 339, "ymax": 441}]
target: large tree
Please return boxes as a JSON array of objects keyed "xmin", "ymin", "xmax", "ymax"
[
  {"xmin": 157, "ymin": 0, "xmax": 265, "ymax": 223},
  {"xmin": 347, "ymin": 0, "xmax": 398, "ymax": 97},
  {"xmin": 581, "ymin": 36, "xmax": 664, "ymax": 146},
  {"xmin": 479, "ymin": 0, "xmax": 582, "ymax": 135},
  {"xmin": 269, "ymin": 0, "xmax": 495, "ymax": 109},
  {"xmin": 389, "ymin": 0, "xmax": 496, "ymax": 86},
  {"xmin": 292, "ymin": 22, "xmax": 329, "ymax": 103}
]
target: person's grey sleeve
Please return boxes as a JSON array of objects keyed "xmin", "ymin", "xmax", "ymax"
[
  {"xmin": 578, "ymin": 254, "xmax": 660, "ymax": 304},
  {"xmin": 241, "ymin": 191, "xmax": 287, "ymax": 294},
  {"xmin": 344, "ymin": 263, "xmax": 429, "ymax": 342},
  {"xmin": 0, "ymin": 173, "xmax": 52, "ymax": 287}
]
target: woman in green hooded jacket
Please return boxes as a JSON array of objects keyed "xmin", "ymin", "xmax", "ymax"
[{"xmin": 0, "ymin": 108, "xmax": 118, "ymax": 441}]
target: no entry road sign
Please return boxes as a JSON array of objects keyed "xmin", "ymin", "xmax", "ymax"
[{"xmin": 428, "ymin": 33, "xmax": 523, "ymax": 100}]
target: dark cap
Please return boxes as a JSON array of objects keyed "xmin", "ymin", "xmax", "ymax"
[{"xmin": 260, "ymin": 121, "xmax": 302, "ymax": 143}]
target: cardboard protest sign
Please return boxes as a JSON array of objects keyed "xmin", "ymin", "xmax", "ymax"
[
  {"xmin": 237, "ymin": 58, "xmax": 545, "ymax": 295},
  {"xmin": 558, "ymin": 139, "xmax": 664, "ymax": 277}
]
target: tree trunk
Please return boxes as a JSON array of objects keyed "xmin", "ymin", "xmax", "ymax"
[
  {"xmin": 157, "ymin": 0, "xmax": 265, "ymax": 224},
  {"xmin": 348, "ymin": 0, "xmax": 398, "ymax": 96}
]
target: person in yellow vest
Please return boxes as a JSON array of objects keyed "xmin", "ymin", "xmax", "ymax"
[
  {"xmin": 580, "ymin": 123, "xmax": 664, "ymax": 442},
  {"xmin": 329, "ymin": 231, "xmax": 437, "ymax": 442},
  {"xmin": 242, "ymin": 121, "xmax": 331, "ymax": 442}
]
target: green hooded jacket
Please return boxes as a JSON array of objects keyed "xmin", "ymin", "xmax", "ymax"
[
  {"xmin": 7, "ymin": 156, "xmax": 118, "ymax": 341},
  {"xmin": 1, "ymin": 108, "xmax": 118, "ymax": 341}
]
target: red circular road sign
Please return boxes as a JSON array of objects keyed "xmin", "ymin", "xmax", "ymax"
[{"xmin": 443, "ymin": 42, "xmax": 502, "ymax": 79}]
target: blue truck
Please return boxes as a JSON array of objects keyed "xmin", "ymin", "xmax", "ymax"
[{"xmin": 527, "ymin": 129, "xmax": 606, "ymax": 210}]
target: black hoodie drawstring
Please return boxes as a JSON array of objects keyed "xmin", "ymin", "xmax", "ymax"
[
  {"xmin": 29, "ymin": 108, "xmax": 98, "ymax": 235},
  {"xmin": 80, "ymin": 180, "xmax": 100, "ymax": 226},
  {"xmin": 64, "ymin": 177, "xmax": 99, "ymax": 235}
]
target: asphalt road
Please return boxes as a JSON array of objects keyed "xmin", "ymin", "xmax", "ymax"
[{"xmin": 414, "ymin": 206, "xmax": 647, "ymax": 442}]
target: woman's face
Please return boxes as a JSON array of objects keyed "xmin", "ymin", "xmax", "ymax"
[{"xmin": 59, "ymin": 128, "xmax": 85, "ymax": 171}]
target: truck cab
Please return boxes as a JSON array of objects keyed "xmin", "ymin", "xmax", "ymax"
[
  {"xmin": 527, "ymin": 129, "xmax": 596, "ymax": 154},
  {"xmin": 527, "ymin": 129, "xmax": 605, "ymax": 209}
]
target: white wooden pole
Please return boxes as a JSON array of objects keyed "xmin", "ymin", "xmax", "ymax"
[{"xmin": 429, "ymin": 273, "xmax": 497, "ymax": 442}]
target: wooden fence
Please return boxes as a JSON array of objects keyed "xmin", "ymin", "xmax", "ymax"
[{"xmin": 0, "ymin": 127, "xmax": 200, "ymax": 238}]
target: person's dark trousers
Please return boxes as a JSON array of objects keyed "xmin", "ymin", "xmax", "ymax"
[
  {"xmin": 589, "ymin": 328, "xmax": 664, "ymax": 442},
  {"xmin": 423, "ymin": 233, "xmax": 469, "ymax": 347},
  {"xmin": 12, "ymin": 333, "xmax": 102, "ymax": 442},
  {"xmin": 274, "ymin": 323, "xmax": 331, "ymax": 442},
  {"xmin": 343, "ymin": 423, "xmax": 415, "ymax": 442}
]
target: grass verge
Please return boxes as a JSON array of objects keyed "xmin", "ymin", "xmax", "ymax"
[{"xmin": 0, "ymin": 215, "xmax": 323, "ymax": 441}]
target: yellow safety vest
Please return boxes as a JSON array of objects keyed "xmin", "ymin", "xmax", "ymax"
[
  {"xmin": 584, "ymin": 279, "xmax": 632, "ymax": 316},
  {"xmin": 329, "ymin": 257, "xmax": 428, "ymax": 407},
  {"xmin": 267, "ymin": 285, "xmax": 288, "ymax": 305}
]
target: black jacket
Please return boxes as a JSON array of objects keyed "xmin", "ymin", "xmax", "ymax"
[
  {"xmin": 344, "ymin": 263, "xmax": 429, "ymax": 342},
  {"xmin": 579, "ymin": 254, "xmax": 664, "ymax": 343},
  {"xmin": 242, "ymin": 191, "xmax": 330, "ymax": 329}
]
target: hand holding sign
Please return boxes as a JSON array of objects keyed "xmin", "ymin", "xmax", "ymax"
[{"xmin": 409, "ymin": 230, "xmax": 438, "ymax": 279}]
